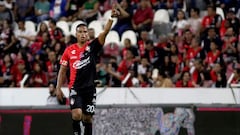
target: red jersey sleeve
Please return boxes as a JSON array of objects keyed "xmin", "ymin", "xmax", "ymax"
[{"xmin": 60, "ymin": 48, "xmax": 69, "ymax": 67}]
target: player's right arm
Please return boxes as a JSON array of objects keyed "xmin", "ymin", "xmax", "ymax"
[
  {"xmin": 56, "ymin": 65, "xmax": 68, "ymax": 102},
  {"xmin": 98, "ymin": 6, "xmax": 120, "ymax": 45},
  {"xmin": 56, "ymin": 48, "xmax": 69, "ymax": 102}
]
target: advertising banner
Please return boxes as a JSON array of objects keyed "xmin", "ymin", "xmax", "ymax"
[{"xmin": 0, "ymin": 106, "xmax": 239, "ymax": 135}]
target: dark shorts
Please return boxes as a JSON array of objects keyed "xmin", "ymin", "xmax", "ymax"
[{"xmin": 69, "ymin": 86, "xmax": 96, "ymax": 115}]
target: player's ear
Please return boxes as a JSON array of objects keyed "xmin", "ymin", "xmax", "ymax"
[{"xmin": 75, "ymin": 31, "xmax": 78, "ymax": 37}]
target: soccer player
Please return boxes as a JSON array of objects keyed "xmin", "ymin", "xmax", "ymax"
[{"xmin": 56, "ymin": 7, "xmax": 120, "ymax": 135}]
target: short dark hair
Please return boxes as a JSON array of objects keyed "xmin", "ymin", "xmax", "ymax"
[
  {"xmin": 76, "ymin": 22, "xmax": 87, "ymax": 31},
  {"xmin": 207, "ymin": 5, "xmax": 216, "ymax": 12},
  {"xmin": 49, "ymin": 18, "xmax": 56, "ymax": 25},
  {"xmin": 48, "ymin": 81, "xmax": 56, "ymax": 88},
  {"xmin": 190, "ymin": 7, "xmax": 200, "ymax": 16},
  {"xmin": 146, "ymin": 39, "xmax": 154, "ymax": 46}
]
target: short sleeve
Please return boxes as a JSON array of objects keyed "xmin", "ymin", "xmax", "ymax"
[{"xmin": 60, "ymin": 48, "xmax": 69, "ymax": 66}]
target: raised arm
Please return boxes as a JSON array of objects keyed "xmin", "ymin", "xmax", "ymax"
[{"xmin": 98, "ymin": 7, "xmax": 120, "ymax": 45}]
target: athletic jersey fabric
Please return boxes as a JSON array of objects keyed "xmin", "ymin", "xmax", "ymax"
[{"xmin": 60, "ymin": 38, "xmax": 102, "ymax": 90}]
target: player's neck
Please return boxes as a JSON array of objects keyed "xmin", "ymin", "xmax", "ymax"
[{"xmin": 77, "ymin": 42, "xmax": 86, "ymax": 48}]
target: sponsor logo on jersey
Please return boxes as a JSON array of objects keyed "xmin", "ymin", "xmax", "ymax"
[
  {"xmin": 71, "ymin": 50, "xmax": 76, "ymax": 54},
  {"xmin": 72, "ymin": 56, "xmax": 90, "ymax": 69}
]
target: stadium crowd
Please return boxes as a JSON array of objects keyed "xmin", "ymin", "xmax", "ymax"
[{"xmin": 0, "ymin": 0, "xmax": 240, "ymax": 88}]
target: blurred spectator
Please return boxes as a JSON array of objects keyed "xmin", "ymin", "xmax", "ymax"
[
  {"xmin": 112, "ymin": 0, "xmax": 133, "ymax": 36},
  {"xmin": 107, "ymin": 49, "xmax": 138, "ymax": 87},
  {"xmin": 204, "ymin": 40, "xmax": 224, "ymax": 70},
  {"xmin": 77, "ymin": 0, "xmax": 100, "ymax": 24},
  {"xmin": 0, "ymin": 53, "xmax": 14, "ymax": 87},
  {"xmin": 170, "ymin": 53, "xmax": 183, "ymax": 81},
  {"xmin": 30, "ymin": 22, "xmax": 50, "ymax": 54},
  {"xmin": 11, "ymin": 59, "xmax": 29, "ymax": 87},
  {"xmin": 54, "ymin": 41, "xmax": 65, "ymax": 60},
  {"xmin": 33, "ymin": 31, "xmax": 51, "ymax": 55},
  {"xmin": 191, "ymin": 59, "xmax": 207, "ymax": 87},
  {"xmin": 230, "ymin": 68, "xmax": 240, "ymax": 84},
  {"xmin": 156, "ymin": 35, "xmax": 169, "ymax": 51},
  {"xmin": 137, "ymin": 30, "xmax": 150, "ymax": 57},
  {"xmin": 153, "ymin": 69, "xmax": 173, "ymax": 87},
  {"xmin": 221, "ymin": 27, "xmax": 238, "ymax": 63},
  {"xmin": 220, "ymin": 18, "xmax": 231, "ymax": 38},
  {"xmin": 45, "ymin": 50, "xmax": 59, "ymax": 83},
  {"xmin": 99, "ymin": 0, "xmax": 116, "ymax": 15},
  {"xmin": 175, "ymin": 71, "xmax": 194, "ymax": 87},
  {"xmin": 132, "ymin": 0, "xmax": 153, "ymax": 33},
  {"xmin": 46, "ymin": 81, "xmax": 67, "ymax": 105},
  {"xmin": 0, "ymin": 20, "xmax": 18, "ymax": 54},
  {"xmin": 29, "ymin": 62, "xmax": 47, "ymax": 87},
  {"xmin": 4, "ymin": 0, "xmax": 17, "ymax": 19},
  {"xmin": 96, "ymin": 63, "xmax": 107, "ymax": 87},
  {"xmin": 201, "ymin": 5, "xmax": 223, "ymax": 36},
  {"xmin": 103, "ymin": 42, "xmax": 120, "ymax": 60},
  {"xmin": 225, "ymin": 7, "xmax": 239, "ymax": 35},
  {"xmin": 144, "ymin": 39, "xmax": 165, "ymax": 68},
  {"xmin": 182, "ymin": 29, "xmax": 194, "ymax": 51},
  {"xmin": 0, "ymin": 1, "xmax": 14, "ymax": 24},
  {"xmin": 121, "ymin": 38, "xmax": 140, "ymax": 62},
  {"xmin": 137, "ymin": 57, "xmax": 152, "ymax": 87},
  {"xmin": 64, "ymin": 0, "xmax": 81, "ymax": 21},
  {"xmin": 168, "ymin": 43, "xmax": 180, "ymax": 58},
  {"xmin": 34, "ymin": 0, "xmax": 50, "ymax": 23},
  {"xmin": 186, "ymin": 7, "xmax": 202, "ymax": 35},
  {"xmin": 210, "ymin": 62, "xmax": 227, "ymax": 87},
  {"xmin": 16, "ymin": 50, "xmax": 31, "ymax": 71},
  {"xmin": 49, "ymin": 0, "xmax": 68, "ymax": 21},
  {"xmin": 201, "ymin": 26, "xmax": 223, "ymax": 53},
  {"xmin": 106, "ymin": 56, "xmax": 121, "ymax": 87},
  {"xmin": 171, "ymin": 10, "xmax": 188, "ymax": 35},
  {"xmin": 172, "ymin": 0, "xmax": 184, "ymax": 17},
  {"xmin": 3, "ymin": 0, "xmax": 15, "ymax": 10},
  {"xmin": 15, "ymin": 0, "xmax": 34, "ymax": 21},
  {"xmin": 215, "ymin": 0, "xmax": 238, "ymax": 13},
  {"xmin": 160, "ymin": 55, "xmax": 176, "ymax": 78},
  {"xmin": 14, "ymin": 20, "xmax": 35, "ymax": 51},
  {"xmin": 185, "ymin": 37, "xmax": 205, "ymax": 61},
  {"xmin": 31, "ymin": 52, "xmax": 47, "ymax": 71},
  {"xmin": 48, "ymin": 18, "xmax": 65, "ymax": 46},
  {"xmin": 35, "ymin": 22, "xmax": 49, "ymax": 42}
]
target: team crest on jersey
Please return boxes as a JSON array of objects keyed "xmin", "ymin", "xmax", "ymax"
[{"xmin": 71, "ymin": 50, "xmax": 76, "ymax": 54}]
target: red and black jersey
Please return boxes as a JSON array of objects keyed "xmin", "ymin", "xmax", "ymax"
[{"xmin": 60, "ymin": 38, "xmax": 102, "ymax": 90}]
